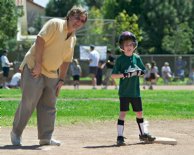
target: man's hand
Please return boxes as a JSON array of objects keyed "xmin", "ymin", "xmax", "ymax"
[
  {"xmin": 32, "ymin": 63, "xmax": 42, "ymax": 78},
  {"xmin": 56, "ymin": 62, "xmax": 70, "ymax": 96},
  {"xmin": 9, "ymin": 62, "xmax": 13, "ymax": 67},
  {"xmin": 56, "ymin": 79, "xmax": 64, "ymax": 97}
]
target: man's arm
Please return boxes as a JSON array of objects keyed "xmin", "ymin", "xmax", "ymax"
[
  {"xmin": 59, "ymin": 62, "xmax": 70, "ymax": 79},
  {"xmin": 56, "ymin": 62, "xmax": 70, "ymax": 96},
  {"xmin": 32, "ymin": 36, "xmax": 45, "ymax": 78}
]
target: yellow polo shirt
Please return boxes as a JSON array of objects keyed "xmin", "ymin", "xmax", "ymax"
[{"xmin": 20, "ymin": 18, "xmax": 76, "ymax": 78}]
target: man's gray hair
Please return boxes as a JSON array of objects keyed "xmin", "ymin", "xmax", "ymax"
[{"xmin": 65, "ymin": 5, "xmax": 88, "ymax": 22}]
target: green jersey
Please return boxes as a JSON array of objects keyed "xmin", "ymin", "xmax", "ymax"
[{"xmin": 112, "ymin": 53, "xmax": 145, "ymax": 97}]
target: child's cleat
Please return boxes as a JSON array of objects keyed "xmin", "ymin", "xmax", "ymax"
[
  {"xmin": 139, "ymin": 133, "xmax": 156, "ymax": 142},
  {"xmin": 117, "ymin": 136, "xmax": 126, "ymax": 146}
]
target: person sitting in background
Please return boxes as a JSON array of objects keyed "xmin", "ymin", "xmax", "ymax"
[
  {"xmin": 8, "ymin": 72, "xmax": 21, "ymax": 88},
  {"xmin": 161, "ymin": 62, "xmax": 172, "ymax": 84}
]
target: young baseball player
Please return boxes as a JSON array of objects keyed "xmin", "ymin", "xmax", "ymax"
[{"xmin": 111, "ymin": 31, "xmax": 155, "ymax": 145}]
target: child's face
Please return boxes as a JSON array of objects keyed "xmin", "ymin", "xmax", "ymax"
[{"xmin": 123, "ymin": 40, "xmax": 136, "ymax": 55}]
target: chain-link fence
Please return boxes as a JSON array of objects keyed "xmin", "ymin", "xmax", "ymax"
[
  {"xmin": 141, "ymin": 54, "xmax": 194, "ymax": 77},
  {"xmin": 74, "ymin": 54, "xmax": 194, "ymax": 79}
]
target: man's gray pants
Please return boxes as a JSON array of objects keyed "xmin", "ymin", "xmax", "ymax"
[{"xmin": 12, "ymin": 65, "xmax": 58, "ymax": 140}]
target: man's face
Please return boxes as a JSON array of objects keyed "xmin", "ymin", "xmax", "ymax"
[{"xmin": 69, "ymin": 14, "xmax": 87, "ymax": 31}]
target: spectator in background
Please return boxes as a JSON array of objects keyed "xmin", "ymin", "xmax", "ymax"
[
  {"xmin": 70, "ymin": 59, "xmax": 82, "ymax": 89},
  {"xmin": 175, "ymin": 56, "xmax": 186, "ymax": 81},
  {"xmin": 102, "ymin": 50, "xmax": 118, "ymax": 89},
  {"xmin": 161, "ymin": 62, "xmax": 172, "ymax": 84},
  {"xmin": 143, "ymin": 63, "xmax": 151, "ymax": 89},
  {"xmin": 88, "ymin": 45, "xmax": 100, "ymax": 89},
  {"xmin": 149, "ymin": 61, "xmax": 160, "ymax": 89},
  {"xmin": 7, "ymin": 72, "xmax": 21, "ymax": 88},
  {"xmin": 188, "ymin": 68, "xmax": 194, "ymax": 85},
  {"xmin": 96, "ymin": 60, "xmax": 106, "ymax": 86},
  {"xmin": 1, "ymin": 50, "xmax": 13, "ymax": 89}
]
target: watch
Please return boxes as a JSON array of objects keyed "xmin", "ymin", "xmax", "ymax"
[{"xmin": 59, "ymin": 79, "xmax": 65, "ymax": 83}]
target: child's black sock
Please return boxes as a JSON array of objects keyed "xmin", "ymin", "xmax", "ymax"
[{"xmin": 136, "ymin": 118, "xmax": 145, "ymax": 135}]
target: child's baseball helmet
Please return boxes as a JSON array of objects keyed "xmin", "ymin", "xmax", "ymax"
[{"xmin": 118, "ymin": 31, "xmax": 138, "ymax": 49}]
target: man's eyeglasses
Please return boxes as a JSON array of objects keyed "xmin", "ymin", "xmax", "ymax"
[{"xmin": 74, "ymin": 15, "xmax": 86, "ymax": 23}]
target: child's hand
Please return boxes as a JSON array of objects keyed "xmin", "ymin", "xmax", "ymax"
[
  {"xmin": 123, "ymin": 70, "xmax": 144, "ymax": 78},
  {"xmin": 123, "ymin": 72, "xmax": 129, "ymax": 78}
]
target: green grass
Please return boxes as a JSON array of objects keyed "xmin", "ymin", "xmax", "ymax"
[
  {"xmin": 0, "ymin": 89, "xmax": 194, "ymax": 126},
  {"xmin": 70, "ymin": 76, "xmax": 190, "ymax": 86}
]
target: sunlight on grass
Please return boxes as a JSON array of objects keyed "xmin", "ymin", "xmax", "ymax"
[{"xmin": 0, "ymin": 89, "xmax": 194, "ymax": 126}]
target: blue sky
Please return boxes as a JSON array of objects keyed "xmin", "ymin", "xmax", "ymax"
[{"xmin": 34, "ymin": 0, "xmax": 49, "ymax": 8}]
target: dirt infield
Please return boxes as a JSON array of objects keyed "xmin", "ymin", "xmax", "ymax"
[{"xmin": 0, "ymin": 120, "xmax": 194, "ymax": 155}]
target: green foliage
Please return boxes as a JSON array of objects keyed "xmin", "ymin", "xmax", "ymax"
[
  {"xmin": 77, "ymin": 7, "xmax": 115, "ymax": 48},
  {"xmin": 115, "ymin": 10, "xmax": 142, "ymax": 42},
  {"xmin": 78, "ymin": 7, "xmax": 104, "ymax": 45},
  {"xmin": 32, "ymin": 15, "xmax": 42, "ymax": 34},
  {"xmin": 162, "ymin": 22, "xmax": 193, "ymax": 54},
  {"xmin": 45, "ymin": 0, "xmax": 86, "ymax": 17},
  {"xmin": 43, "ymin": 0, "xmax": 194, "ymax": 55},
  {"xmin": 140, "ymin": 0, "xmax": 194, "ymax": 54},
  {"xmin": 102, "ymin": 0, "xmax": 134, "ymax": 19},
  {"xmin": 84, "ymin": 0, "xmax": 103, "ymax": 9},
  {"xmin": 0, "ymin": 0, "xmax": 19, "ymax": 49}
]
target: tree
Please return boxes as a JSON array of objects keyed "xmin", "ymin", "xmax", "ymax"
[
  {"xmin": 0, "ymin": 0, "xmax": 19, "ymax": 50},
  {"xmin": 45, "ymin": 0, "xmax": 86, "ymax": 17},
  {"xmin": 162, "ymin": 22, "xmax": 193, "ymax": 54},
  {"xmin": 77, "ymin": 7, "xmax": 104, "ymax": 45},
  {"xmin": 76, "ymin": 6, "xmax": 115, "ymax": 49},
  {"xmin": 188, "ymin": 0, "xmax": 194, "ymax": 54},
  {"xmin": 140, "ymin": 0, "xmax": 193, "ymax": 54},
  {"xmin": 102, "ymin": 0, "xmax": 133, "ymax": 19},
  {"xmin": 115, "ymin": 11, "xmax": 142, "ymax": 41},
  {"xmin": 85, "ymin": 0, "xmax": 103, "ymax": 9},
  {"xmin": 115, "ymin": 10, "xmax": 142, "ymax": 54}
]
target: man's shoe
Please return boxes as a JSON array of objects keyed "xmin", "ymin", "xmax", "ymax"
[
  {"xmin": 39, "ymin": 139, "xmax": 61, "ymax": 146},
  {"xmin": 139, "ymin": 133, "xmax": 156, "ymax": 142},
  {"xmin": 10, "ymin": 131, "xmax": 22, "ymax": 146},
  {"xmin": 117, "ymin": 136, "xmax": 125, "ymax": 146}
]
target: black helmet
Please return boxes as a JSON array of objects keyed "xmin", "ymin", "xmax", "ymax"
[{"xmin": 118, "ymin": 31, "xmax": 138, "ymax": 49}]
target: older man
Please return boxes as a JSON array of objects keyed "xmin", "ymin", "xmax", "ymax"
[{"xmin": 11, "ymin": 6, "xmax": 87, "ymax": 146}]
